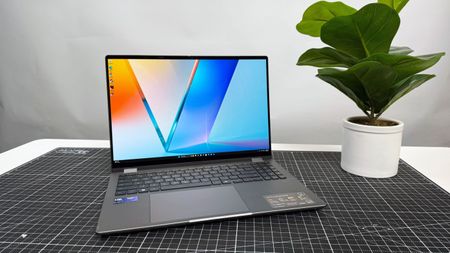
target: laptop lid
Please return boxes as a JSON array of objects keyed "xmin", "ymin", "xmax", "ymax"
[{"xmin": 105, "ymin": 55, "xmax": 271, "ymax": 171}]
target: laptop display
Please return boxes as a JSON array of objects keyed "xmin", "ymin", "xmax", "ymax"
[{"xmin": 106, "ymin": 56, "xmax": 270, "ymax": 164}]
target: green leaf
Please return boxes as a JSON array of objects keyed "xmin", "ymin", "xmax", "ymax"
[
  {"xmin": 378, "ymin": 0, "xmax": 409, "ymax": 13},
  {"xmin": 363, "ymin": 52, "xmax": 445, "ymax": 81},
  {"xmin": 297, "ymin": 47, "xmax": 358, "ymax": 67},
  {"xmin": 296, "ymin": 1, "xmax": 356, "ymax": 37},
  {"xmin": 389, "ymin": 46, "xmax": 413, "ymax": 55},
  {"xmin": 318, "ymin": 61, "xmax": 399, "ymax": 114},
  {"xmin": 378, "ymin": 74, "xmax": 435, "ymax": 114},
  {"xmin": 321, "ymin": 3, "xmax": 400, "ymax": 59},
  {"xmin": 317, "ymin": 68, "xmax": 370, "ymax": 113}
]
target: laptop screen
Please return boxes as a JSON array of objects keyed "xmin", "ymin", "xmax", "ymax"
[{"xmin": 106, "ymin": 56, "xmax": 271, "ymax": 166}]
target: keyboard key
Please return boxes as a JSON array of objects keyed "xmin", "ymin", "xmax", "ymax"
[
  {"xmin": 149, "ymin": 187, "xmax": 160, "ymax": 192},
  {"xmin": 138, "ymin": 188, "xmax": 148, "ymax": 193},
  {"xmin": 242, "ymin": 172, "xmax": 259, "ymax": 177},
  {"xmin": 115, "ymin": 191, "xmax": 126, "ymax": 196},
  {"xmin": 127, "ymin": 189, "xmax": 137, "ymax": 194}
]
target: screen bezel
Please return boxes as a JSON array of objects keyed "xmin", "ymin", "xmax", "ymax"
[{"xmin": 105, "ymin": 55, "xmax": 272, "ymax": 171}]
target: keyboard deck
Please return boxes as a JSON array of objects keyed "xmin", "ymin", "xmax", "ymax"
[{"xmin": 115, "ymin": 162, "xmax": 287, "ymax": 196}]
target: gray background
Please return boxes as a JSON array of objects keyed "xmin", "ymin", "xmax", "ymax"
[{"xmin": 1, "ymin": 0, "xmax": 449, "ymax": 152}]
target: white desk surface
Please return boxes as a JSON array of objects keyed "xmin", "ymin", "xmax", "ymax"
[{"xmin": 0, "ymin": 139, "xmax": 449, "ymax": 193}]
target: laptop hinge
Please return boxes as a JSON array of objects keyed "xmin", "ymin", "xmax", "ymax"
[
  {"xmin": 252, "ymin": 157, "xmax": 264, "ymax": 163},
  {"xmin": 123, "ymin": 168, "xmax": 138, "ymax": 173}
]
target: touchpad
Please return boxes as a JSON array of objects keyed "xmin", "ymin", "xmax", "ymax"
[{"xmin": 150, "ymin": 186, "xmax": 249, "ymax": 224}]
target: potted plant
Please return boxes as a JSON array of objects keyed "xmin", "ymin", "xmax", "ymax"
[{"xmin": 296, "ymin": 0, "xmax": 445, "ymax": 178}]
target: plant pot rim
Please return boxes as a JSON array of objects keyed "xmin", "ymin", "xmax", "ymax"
[{"xmin": 343, "ymin": 116, "xmax": 404, "ymax": 134}]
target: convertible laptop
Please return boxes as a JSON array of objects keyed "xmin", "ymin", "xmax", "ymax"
[{"xmin": 97, "ymin": 55, "xmax": 326, "ymax": 234}]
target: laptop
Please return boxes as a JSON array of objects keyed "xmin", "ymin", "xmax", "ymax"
[{"xmin": 96, "ymin": 55, "xmax": 326, "ymax": 234}]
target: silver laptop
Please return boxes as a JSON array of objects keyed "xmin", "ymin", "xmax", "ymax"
[{"xmin": 96, "ymin": 55, "xmax": 326, "ymax": 234}]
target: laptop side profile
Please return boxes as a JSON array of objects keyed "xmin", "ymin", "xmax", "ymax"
[{"xmin": 96, "ymin": 55, "xmax": 326, "ymax": 234}]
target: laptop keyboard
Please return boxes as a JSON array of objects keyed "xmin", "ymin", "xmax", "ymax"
[{"xmin": 115, "ymin": 162, "xmax": 287, "ymax": 196}]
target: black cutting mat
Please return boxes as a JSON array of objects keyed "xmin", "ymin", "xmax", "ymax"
[{"xmin": 0, "ymin": 148, "xmax": 449, "ymax": 253}]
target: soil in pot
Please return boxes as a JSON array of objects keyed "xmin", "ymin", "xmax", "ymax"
[{"xmin": 348, "ymin": 116, "xmax": 398, "ymax": 127}]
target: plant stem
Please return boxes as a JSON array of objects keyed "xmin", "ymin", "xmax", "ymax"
[
  {"xmin": 369, "ymin": 109, "xmax": 377, "ymax": 125},
  {"xmin": 369, "ymin": 109, "xmax": 375, "ymax": 120}
]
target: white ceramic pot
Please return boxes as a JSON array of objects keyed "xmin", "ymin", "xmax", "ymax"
[{"xmin": 341, "ymin": 116, "xmax": 404, "ymax": 178}]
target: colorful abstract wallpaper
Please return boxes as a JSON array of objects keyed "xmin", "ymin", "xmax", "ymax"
[{"xmin": 108, "ymin": 58, "xmax": 270, "ymax": 161}]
